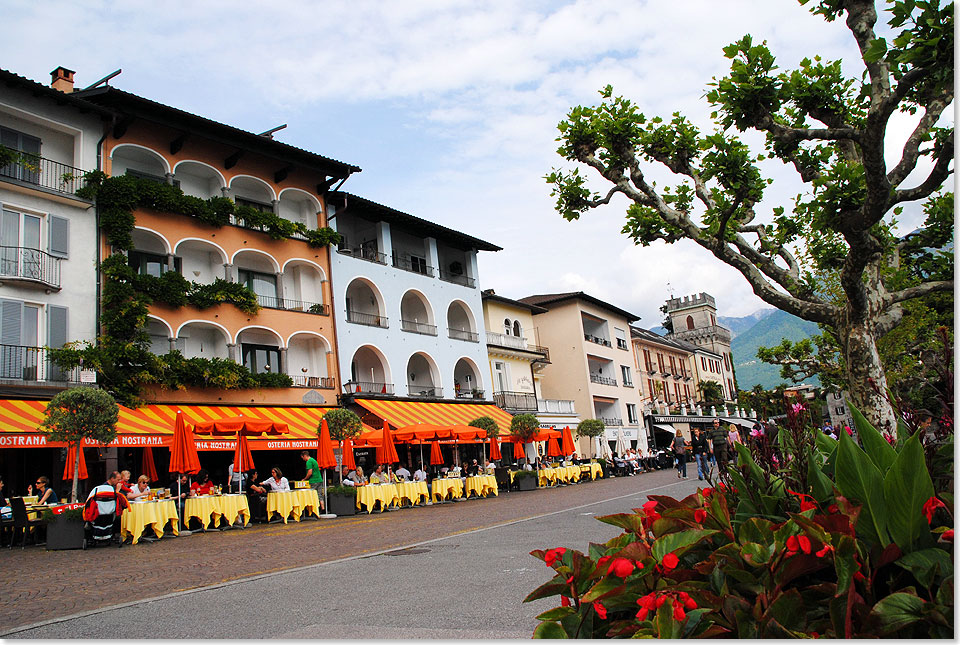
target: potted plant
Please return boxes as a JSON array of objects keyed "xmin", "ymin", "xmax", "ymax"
[
  {"xmin": 43, "ymin": 506, "xmax": 86, "ymax": 550},
  {"xmin": 327, "ymin": 484, "xmax": 356, "ymax": 516},
  {"xmin": 514, "ymin": 469, "xmax": 537, "ymax": 491}
]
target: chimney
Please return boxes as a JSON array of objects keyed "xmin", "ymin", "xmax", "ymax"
[{"xmin": 50, "ymin": 67, "xmax": 76, "ymax": 93}]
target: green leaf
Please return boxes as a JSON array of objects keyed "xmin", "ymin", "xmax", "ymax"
[
  {"xmin": 656, "ymin": 599, "xmax": 682, "ymax": 638},
  {"xmin": 537, "ymin": 606, "xmax": 576, "ymax": 621},
  {"xmin": 739, "ymin": 517, "xmax": 776, "ymax": 546},
  {"xmin": 533, "ymin": 621, "xmax": 568, "ymax": 639},
  {"xmin": 524, "ymin": 579, "xmax": 570, "ymax": 603},
  {"xmin": 882, "ymin": 431, "xmax": 935, "ymax": 552},
  {"xmin": 870, "ymin": 592, "xmax": 925, "ymax": 634},
  {"xmin": 815, "ymin": 429, "xmax": 837, "ymax": 454},
  {"xmin": 580, "ymin": 576, "xmax": 625, "ymax": 603},
  {"xmin": 764, "ymin": 588, "xmax": 805, "ymax": 630},
  {"xmin": 734, "ymin": 442, "xmax": 763, "ymax": 481},
  {"xmin": 895, "ymin": 548, "xmax": 953, "ymax": 588},
  {"xmin": 834, "ymin": 429, "xmax": 890, "ymax": 546},
  {"xmin": 850, "ymin": 402, "xmax": 897, "ymax": 472},
  {"xmin": 863, "ymin": 37, "xmax": 888, "ymax": 63},
  {"xmin": 808, "ymin": 458, "xmax": 833, "ymax": 502},
  {"xmin": 651, "ymin": 529, "xmax": 719, "ymax": 560}
]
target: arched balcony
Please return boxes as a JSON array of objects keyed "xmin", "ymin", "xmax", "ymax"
[
  {"xmin": 176, "ymin": 321, "xmax": 230, "ymax": 360},
  {"xmin": 406, "ymin": 352, "xmax": 442, "ymax": 398},
  {"xmin": 237, "ymin": 327, "xmax": 284, "ymax": 375},
  {"xmin": 230, "ymin": 176, "xmax": 276, "ymax": 230},
  {"xmin": 277, "ymin": 188, "xmax": 320, "ymax": 230},
  {"xmin": 173, "ymin": 160, "xmax": 225, "ymax": 200},
  {"xmin": 346, "ymin": 345, "xmax": 393, "ymax": 394},
  {"xmin": 176, "ymin": 239, "xmax": 227, "ymax": 285},
  {"xmin": 447, "ymin": 300, "xmax": 478, "ymax": 342},
  {"xmin": 233, "ymin": 249, "xmax": 280, "ymax": 309},
  {"xmin": 453, "ymin": 357, "xmax": 484, "ymax": 400},
  {"xmin": 129, "ymin": 228, "xmax": 173, "ymax": 277},
  {"xmin": 281, "ymin": 260, "xmax": 328, "ymax": 315},
  {"xmin": 146, "ymin": 318, "xmax": 172, "ymax": 356},
  {"xmin": 344, "ymin": 278, "xmax": 387, "ymax": 328},
  {"xmin": 399, "ymin": 290, "xmax": 436, "ymax": 336},
  {"xmin": 287, "ymin": 332, "xmax": 334, "ymax": 389},
  {"xmin": 110, "ymin": 145, "xmax": 169, "ymax": 183}
]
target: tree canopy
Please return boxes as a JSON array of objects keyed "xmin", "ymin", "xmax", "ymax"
[
  {"xmin": 322, "ymin": 409, "xmax": 363, "ymax": 441},
  {"xmin": 547, "ymin": 0, "xmax": 953, "ymax": 431}
]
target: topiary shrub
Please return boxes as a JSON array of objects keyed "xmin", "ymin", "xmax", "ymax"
[
  {"xmin": 511, "ymin": 413, "xmax": 540, "ymax": 443},
  {"xmin": 576, "ymin": 418, "xmax": 605, "ymax": 439},
  {"xmin": 323, "ymin": 409, "xmax": 363, "ymax": 441},
  {"xmin": 469, "ymin": 416, "xmax": 500, "ymax": 438}
]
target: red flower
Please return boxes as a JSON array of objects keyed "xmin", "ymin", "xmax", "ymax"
[
  {"xmin": 718, "ymin": 482, "xmax": 727, "ymax": 491},
  {"xmin": 798, "ymin": 535, "xmax": 812, "ymax": 554},
  {"xmin": 638, "ymin": 593, "xmax": 657, "ymax": 610},
  {"xmin": 694, "ymin": 509, "xmax": 707, "ymax": 523},
  {"xmin": 662, "ymin": 552, "xmax": 679, "ymax": 571},
  {"xmin": 544, "ymin": 547, "xmax": 566, "ymax": 567},
  {"xmin": 854, "ymin": 570, "xmax": 867, "ymax": 582},
  {"xmin": 656, "ymin": 595, "xmax": 667, "ymax": 608},
  {"xmin": 561, "ymin": 596, "xmax": 570, "ymax": 607},
  {"xmin": 827, "ymin": 504, "xmax": 839, "ymax": 514},
  {"xmin": 636, "ymin": 607, "xmax": 649, "ymax": 621},
  {"xmin": 701, "ymin": 487, "xmax": 713, "ymax": 498},
  {"xmin": 642, "ymin": 500, "xmax": 659, "ymax": 513},
  {"xmin": 684, "ymin": 597, "xmax": 697, "ymax": 610},
  {"xmin": 635, "ymin": 560, "xmax": 645, "ymax": 570},
  {"xmin": 844, "ymin": 426, "xmax": 852, "ymax": 435},
  {"xmin": 673, "ymin": 604, "xmax": 686, "ymax": 621},
  {"xmin": 800, "ymin": 500, "xmax": 816, "ymax": 512},
  {"xmin": 923, "ymin": 496, "xmax": 946, "ymax": 524},
  {"xmin": 786, "ymin": 535, "xmax": 799, "ymax": 552},
  {"xmin": 815, "ymin": 544, "xmax": 834, "ymax": 558},
  {"xmin": 943, "ymin": 530, "xmax": 954, "ymax": 542},
  {"xmin": 594, "ymin": 602, "xmax": 607, "ymax": 620},
  {"xmin": 607, "ymin": 557, "xmax": 635, "ymax": 578},
  {"xmin": 566, "ymin": 575, "xmax": 574, "ymax": 584},
  {"xmin": 596, "ymin": 555, "xmax": 612, "ymax": 571}
]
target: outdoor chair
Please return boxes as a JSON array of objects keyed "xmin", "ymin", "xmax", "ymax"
[
  {"xmin": 9, "ymin": 497, "xmax": 44, "ymax": 549},
  {"xmin": 494, "ymin": 467, "xmax": 511, "ymax": 493}
]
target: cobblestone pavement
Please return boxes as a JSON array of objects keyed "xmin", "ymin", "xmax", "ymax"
[{"xmin": 0, "ymin": 468, "xmax": 703, "ymax": 634}]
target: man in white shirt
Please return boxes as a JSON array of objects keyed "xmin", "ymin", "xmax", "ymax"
[
  {"xmin": 413, "ymin": 464, "xmax": 427, "ymax": 482},
  {"xmin": 395, "ymin": 464, "xmax": 411, "ymax": 481}
]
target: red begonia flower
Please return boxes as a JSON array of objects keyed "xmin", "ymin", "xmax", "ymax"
[
  {"xmin": 607, "ymin": 557, "xmax": 635, "ymax": 578},
  {"xmin": 798, "ymin": 535, "xmax": 812, "ymax": 554},
  {"xmin": 718, "ymin": 482, "xmax": 727, "ymax": 491},
  {"xmin": 943, "ymin": 530, "xmax": 954, "ymax": 542},
  {"xmin": 815, "ymin": 544, "xmax": 834, "ymax": 558},
  {"xmin": 594, "ymin": 602, "xmax": 607, "ymax": 620},
  {"xmin": 656, "ymin": 595, "xmax": 667, "ymax": 608},
  {"xmin": 800, "ymin": 500, "xmax": 816, "ymax": 512},
  {"xmin": 642, "ymin": 500, "xmax": 659, "ymax": 513},
  {"xmin": 854, "ymin": 571, "xmax": 867, "ymax": 582},
  {"xmin": 596, "ymin": 555, "xmax": 611, "ymax": 570},
  {"xmin": 701, "ymin": 487, "xmax": 713, "ymax": 498},
  {"xmin": 786, "ymin": 535, "xmax": 799, "ymax": 552},
  {"xmin": 544, "ymin": 547, "xmax": 566, "ymax": 566},
  {"xmin": 566, "ymin": 575, "xmax": 574, "ymax": 584},
  {"xmin": 923, "ymin": 496, "xmax": 946, "ymax": 524},
  {"xmin": 828, "ymin": 504, "xmax": 839, "ymax": 514},
  {"xmin": 662, "ymin": 552, "xmax": 679, "ymax": 571},
  {"xmin": 673, "ymin": 604, "xmax": 686, "ymax": 621},
  {"xmin": 638, "ymin": 594, "xmax": 657, "ymax": 610},
  {"xmin": 694, "ymin": 509, "xmax": 707, "ymax": 523},
  {"xmin": 561, "ymin": 596, "xmax": 570, "ymax": 607},
  {"xmin": 684, "ymin": 597, "xmax": 697, "ymax": 610},
  {"xmin": 636, "ymin": 607, "xmax": 649, "ymax": 621}
]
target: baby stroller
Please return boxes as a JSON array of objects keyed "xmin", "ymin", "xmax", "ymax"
[{"xmin": 83, "ymin": 489, "xmax": 130, "ymax": 547}]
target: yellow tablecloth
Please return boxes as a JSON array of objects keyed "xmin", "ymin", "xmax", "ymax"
[
  {"xmin": 583, "ymin": 462, "xmax": 603, "ymax": 480},
  {"xmin": 185, "ymin": 495, "xmax": 250, "ymax": 529},
  {"xmin": 267, "ymin": 490, "xmax": 320, "ymax": 523},
  {"xmin": 431, "ymin": 478, "xmax": 464, "ymax": 502},
  {"xmin": 355, "ymin": 484, "xmax": 401, "ymax": 513},
  {"xmin": 121, "ymin": 499, "xmax": 179, "ymax": 544},
  {"xmin": 538, "ymin": 467, "xmax": 559, "ymax": 487},
  {"xmin": 396, "ymin": 481, "xmax": 429, "ymax": 506},
  {"xmin": 464, "ymin": 475, "xmax": 498, "ymax": 498}
]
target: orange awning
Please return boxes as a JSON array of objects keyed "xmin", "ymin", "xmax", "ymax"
[{"xmin": 354, "ymin": 399, "xmax": 513, "ymax": 432}]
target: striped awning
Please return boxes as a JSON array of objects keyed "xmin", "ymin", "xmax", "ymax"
[
  {"xmin": 0, "ymin": 400, "xmax": 349, "ymax": 451},
  {"xmin": 354, "ymin": 399, "xmax": 513, "ymax": 432}
]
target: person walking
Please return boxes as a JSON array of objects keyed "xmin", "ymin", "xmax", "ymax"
[
  {"xmin": 708, "ymin": 418, "xmax": 730, "ymax": 473},
  {"xmin": 690, "ymin": 427, "xmax": 709, "ymax": 481},
  {"xmin": 671, "ymin": 429, "xmax": 688, "ymax": 479},
  {"xmin": 300, "ymin": 450, "xmax": 325, "ymax": 511}
]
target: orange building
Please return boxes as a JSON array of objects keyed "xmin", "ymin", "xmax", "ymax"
[{"xmin": 77, "ymin": 83, "xmax": 361, "ymax": 405}]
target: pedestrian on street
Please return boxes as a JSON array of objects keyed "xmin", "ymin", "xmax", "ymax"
[
  {"xmin": 690, "ymin": 428, "xmax": 709, "ymax": 481},
  {"xmin": 708, "ymin": 418, "xmax": 729, "ymax": 472},
  {"xmin": 301, "ymin": 450, "xmax": 325, "ymax": 512},
  {"xmin": 671, "ymin": 429, "xmax": 688, "ymax": 479}
]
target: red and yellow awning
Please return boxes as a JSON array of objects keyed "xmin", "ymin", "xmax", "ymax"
[{"xmin": 354, "ymin": 399, "xmax": 513, "ymax": 432}]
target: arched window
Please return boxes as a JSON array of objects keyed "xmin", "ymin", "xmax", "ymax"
[
  {"xmin": 513, "ymin": 320, "xmax": 522, "ymax": 337},
  {"xmin": 686, "ymin": 315, "xmax": 695, "ymax": 330},
  {"xmin": 503, "ymin": 318, "xmax": 512, "ymax": 335}
]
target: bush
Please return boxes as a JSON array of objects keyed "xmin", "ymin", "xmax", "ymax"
[
  {"xmin": 469, "ymin": 416, "xmax": 500, "ymax": 438},
  {"xmin": 576, "ymin": 418, "xmax": 605, "ymax": 439},
  {"xmin": 525, "ymin": 402, "xmax": 954, "ymax": 638},
  {"xmin": 323, "ymin": 409, "xmax": 363, "ymax": 441},
  {"xmin": 327, "ymin": 484, "xmax": 357, "ymax": 498},
  {"xmin": 511, "ymin": 413, "xmax": 540, "ymax": 443}
]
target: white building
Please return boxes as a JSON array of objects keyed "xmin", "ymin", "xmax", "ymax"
[
  {"xmin": 0, "ymin": 67, "xmax": 110, "ymax": 396},
  {"xmin": 327, "ymin": 192, "xmax": 500, "ymax": 401}
]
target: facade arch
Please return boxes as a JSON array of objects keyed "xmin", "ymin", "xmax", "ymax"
[
  {"xmin": 453, "ymin": 356, "xmax": 485, "ymax": 396},
  {"xmin": 349, "ymin": 344, "xmax": 392, "ymax": 390},
  {"xmin": 229, "ymin": 174, "xmax": 277, "ymax": 203},
  {"xmin": 131, "ymin": 226, "xmax": 172, "ymax": 255},
  {"xmin": 175, "ymin": 320, "xmax": 231, "ymax": 360},
  {"xmin": 231, "ymin": 248, "xmax": 281, "ymax": 273},
  {"xmin": 110, "ymin": 143, "xmax": 170, "ymax": 175},
  {"xmin": 447, "ymin": 299, "xmax": 477, "ymax": 333},
  {"xmin": 406, "ymin": 351, "xmax": 442, "ymax": 397}
]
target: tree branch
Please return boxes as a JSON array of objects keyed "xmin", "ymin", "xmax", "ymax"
[
  {"xmin": 887, "ymin": 88, "xmax": 954, "ymax": 187},
  {"xmin": 891, "ymin": 130, "xmax": 955, "ymax": 205},
  {"xmin": 884, "ymin": 280, "xmax": 954, "ymax": 307}
]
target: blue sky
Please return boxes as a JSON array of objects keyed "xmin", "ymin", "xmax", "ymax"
[{"xmin": 3, "ymin": 1, "xmax": 938, "ymax": 326}]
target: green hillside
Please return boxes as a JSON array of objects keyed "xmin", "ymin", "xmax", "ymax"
[{"xmin": 731, "ymin": 309, "xmax": 821, "ymax": 390}]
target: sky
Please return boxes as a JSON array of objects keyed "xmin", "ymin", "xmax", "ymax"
[{"xmin": 2, "ymin": 1, "xmax": 939, "ymax": 327}]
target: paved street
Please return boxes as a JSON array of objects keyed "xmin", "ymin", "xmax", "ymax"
[{"xmin": 1, "ymin": 469, "xmax": 703, "ymax": 638}]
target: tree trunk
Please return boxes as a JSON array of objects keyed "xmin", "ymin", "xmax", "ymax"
[
  {"xmin": 839, "ymin": 318, "xmax": 897, "ymax": 434},
  {"xmin": 71, "ymin": 441, "xmax": 80, "ymax": 503}
]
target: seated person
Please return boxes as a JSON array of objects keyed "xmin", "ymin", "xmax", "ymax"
[
  {"xmin": 190, "ymin": 469, "xmax": 215, "ymax": 495},
  {"xmin": 522, "ymin": 459, "xmax": 533, "ymax": 472},
  {"xmin": 34, "ymin": 476, "xmax": 59, "ymax": 505},
  {"xmin": 483, "ymin": 459, "xmax": 495, "ymax": 474},
  {"xmin": 369, "ymin": 464, "xmax": 388, "ymax": 484},
  {"xmin": 570, "ymin": 452, "xmax": 581, "ymax": 465},
  {"xmin": 127, "ymin": 475, "xmax": 151, "ymax": 500},
  {"xmin": 439, "ymin": 465, "xmax": 450, "ymax": 476},
  {"xmin": 466, "ymin": 459, "xmax": 480, "ymax": 476},
  {"xmin": 118, "ymin": 470, "xmax": 134, "ymax": 496},
  {"xmin": 413, "ymin": 464, "xmax": 428, "ymax": 482},
  {"xmin": 340, "ymin": 466, "xmax": 356, "ymax": 486},
  {"xmin": 169, "ymin": 473, "xmax": 192, "ymax": 503},
  {"xmin": 394, "ymin": 464, "xmax": 411, "ymax": 481},
  {"xmin": 262, "ymin": 467, "xmax": 290, "ymax": 492},
  {"xmin": 354, "ymin": 466, "xmax": 368, "ymax": 484},
  {"xmin": 245, "ymin": 470, "xmax": 269, "ymax": 522}
]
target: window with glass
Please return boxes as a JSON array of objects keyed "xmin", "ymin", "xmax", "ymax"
[
  {"xmin": 627, "ymin": 403, "xmax": 638, "ymax": 424},
  {"xmin": 128, "ymin": 250, "xmax": 180, "ymax": 278},
  {"xmin": 410, "ymin": 255, "xmax": 428, "ymax": 275},
  {"xmin": 1, "ymin": 209, "xmax": 41, "ymax": 279},
  {"xmin": 0, "ymin": 126, "xmax": 41, "ymax": 184},
  {"xmin": 238, "ymin": 269, "xmax": 278, "ymax": 306},
  {"xmin": 620, "ymin": 365, "xmax": 633, "ymax": 386},
  {"xmin": 242, "ymin": 343, "xmax": 280, "ymax": 375}
]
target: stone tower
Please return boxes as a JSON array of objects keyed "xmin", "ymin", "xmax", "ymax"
[{"xmin": 664, "ymin": 292, "xmax": 737, "ymax": 403}]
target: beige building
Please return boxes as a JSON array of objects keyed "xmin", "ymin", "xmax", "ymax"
[
  {"xmin": 518, "ymin": 292, "xmax": 646, "ymax": 456},
  {"xmin": 631, "ymin": 327, "xmax": 696, "ymax": 413},
  {"xmin": 664, "ymin": 292, "xmax": 738, "ymax": 403},
  {"xmin": 480, "ymin": 290, "xmax": 549, "ymax": 413}
]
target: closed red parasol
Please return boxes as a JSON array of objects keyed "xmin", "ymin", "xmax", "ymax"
[
  {"xmin": 141, "ymin": 446, "xmax": 159, "ymax": 482},
  {"xmin": 341, "ymin": 437, "xmax": 357, "ymax": 471},
  {"xmin": 561, "ymin": 426, "xmax": 576, "ymax": 455},
  {"xmin": 317, "ymin": 418, "xmax": 337, "ymax": 470},
  {"xmin": 547, "ymin": 435, "xmax": 563, "ymax": 458},
  {"xmin": 169, "ymin": 411, "xmax": 201, "ymax": 475},
  {"xmin": 233, "ymin": 434, "xmax": 256, "ymax": 474},
  {"xmin": 489, "ymin": 435, "xmax": 501, "ymax": 460},
  {"xmin": 62, "ymin": 445, "xmax": 88, "ymax": 480},
  {"xmin": 376, "ymin": 420, "xmax": 399, "ymax": 465},
  {"xmin": 430, "ymin": 439, "xmax": 444, "ymax": 466}
]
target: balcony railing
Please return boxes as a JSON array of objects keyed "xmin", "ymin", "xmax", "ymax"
[
  {"xmin": 590, "ymin": 374, "xmax": 618, "ymax": 386},
  {"xmin": 392, "ymin": 255, "xmax": 435, "ymax": 277},
  {"xmin": 0, "ymin": 154, "xmax": 90, "ymax": 199},
  {"xmin": 493, "ymin": 391, "xmax": 538, "ymax": 411},
  {"xmin": 584, "ymin": 334, "xmax": 611, "ymax": 347},
  {"xmin": 291, "ymin": 375, "xmax": 336, "ymax": 389},
  {"xmin": 0, "ymin": 345, "xmax": 80, "ymax": 383},
  {"xmin": 455, "ymin": 389, "xmax": 486, "ymax": 400},
  {"xmin": 448, "ymin": 328, "xmax": 479, "ymax": 342},
  {"xmin": 253, "ymin": 294, "xmax": 329, "ymax": 315},
  {"xmin": 599, "ymin": 417, "xmax": 623, "ymax": 427},
  {"xmin": 400, "ymin": 319, "xmax": 438, "ymax": 336},
  {"xmin": 408, "ymin": 385, "xmax": 443, "ymax": 398},
  {"xmin": 346, "ymin": 310, "xmax": 389, "ymax": 328},
  {"xmin": 438, "ymin": 268, "xmax": 476, "ymax": 288},
  {"xmin": 337, "ymin": 242, "xmax": 388, "ymax": 265},
  {"xmin": 0, "ymin": 247, "xmax": 62, "ymax": 290},
  {"xmin": 537, "ymin": 398, "xmax": 576, "ymax": 414},
  {"xmin": 343, "ymin": 381, "xmax": 394, "ymax": 395},
  {"xmin": 485, "ymin": 331, "xmax": 529, "ymax": 350}
]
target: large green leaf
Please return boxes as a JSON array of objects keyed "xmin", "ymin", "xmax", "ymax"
[
  {"xmin": 834, "ymin": 429, "xmax": 890, "ymax": 547},
  {"xmin": 580, "ymin": 576, "xmax": 625, "ymax": 603},
  {"xmin": 869, "ymin": 592, "xmax": 925, "ymax": 634},
  {"xmin": 895, "ymin": 548, "xmax": 953, "ymax": 588},
  {"xmin": 882, "ymin": 431, "xmax": 935, "ymax": 553},
  {"xmin": 849, "ymin": 402, "xmax": 897, "ymax": 472},
  {"xmin": 656, "ymin": 599, "xmax": 682, "ymax": 639},
  {"xmin": 533, "ymin": 621, "xmax": 568, "ymax": 639},
  {"xmin": 815, "ymin": 429, "xmax": 837, "ymax": 455},
  {"xmin": 734, "ymin": 441, "xmax": 763, "ymax": 481},
  {"xmin": 651, "ymin": 529, "xmax": 718, "ymax": 560},
  {"xmin": 537, "ymin": 606, "xmax": 576, "ymax": 621},
  {"xmin": 808, "ymin": 458, "xmax": 833, "ymax": 502}
]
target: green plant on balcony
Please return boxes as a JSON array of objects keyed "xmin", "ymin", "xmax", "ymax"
[
  {"xmin": 0, "ymin": 144, "xmax": 40, "ymax": 174},
  {"xmin": 308, "ymin": 303, "xmax": 326, "ymax": 314}
]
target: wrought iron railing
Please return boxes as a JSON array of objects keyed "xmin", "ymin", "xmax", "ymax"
[
  {"xmin": 590, "ymin": 374, "xmax": 618, "ymax": 386},
  {"xmin": 392, "ymin": 255, "xmax": 435, "ymax": 277},
  {"xmin": 291, "ymin": 375, "xmax": 336, "ymax": 389},
  {"xmin": 256, "ymin": 294, "xmax": 329, "ymax": 315},
  {"xmin": 343, "ymin": 381, "xmax": 394, "ymax": 395},
  {"xmin": 408, "ymin": 385, "xmax": 443, "ymax": 398},
  {"xmin": 438, "ymin": 269, "xmax": 476, "ymax": 288},
  {"xmin": 346, "ymin": 310, "xmax": 389, "ymax": 328},
  {"xmin": 0, "ymin": 344, "xmax": 80, "ymax": 383},
  {"xmin": 584, "ymin": 334, "xmax": 611, "ymax": 347},
  {"xmin": 448, "ymin": 328, "xmax": 479, "ymax": 342},
  {"xmin": 600, "ymin": 417, "xmax": 623, "ymax": 427},
  {"xmin": 0, "ymin": 246, "xmax": 61, "ymax": 289},
  {"xmin": 400, "ymin": 319, "xmax": 438, "ymax": 336},
  {"xmin": 493, "ymin": 391, "xmax": 538, "ymax": 411},
  {"xmin": 0, "ymin": 154, "xmax": 90, "ymax": 199},
  {"xmin": 337, "ymin": 242, "xmax": 387, "ymax": 265}
]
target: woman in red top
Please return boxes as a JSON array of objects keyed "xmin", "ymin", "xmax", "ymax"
[{"xmin": 190, "ymin": 469, "xmax": 215, "ymax": 495}]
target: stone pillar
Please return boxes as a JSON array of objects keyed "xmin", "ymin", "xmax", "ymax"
[
  {"xmin": 279, "ymin": 347, "xmax": 287, "ymax": 375},
  {"xmin": 166, "ymin": 253, "xmax": 176, "ymax": 272},
  {"xmin": 223, "ymin": 263, "xmax": 234, "ymax": 282},
  {"xmin": 274, "ymin": 272, "xmax": 285, "ymax": 309},
  {"xmin": 271, "ymin": 199, "xmax": 280, "ymax": 215},
  {"xmin": 227, "ymin": 343, "xmax": 237, "ymax": 363},
  {"xmin": 164, "ymin": 172, "xmax": 175, "ymax": 186},
  {"xmin": 221, "ymin": 186, "xmax": 232, "ymax": 199},
  {"xmin": 168, "ymin": 338, "xmax": 177, "ymax": 352}
]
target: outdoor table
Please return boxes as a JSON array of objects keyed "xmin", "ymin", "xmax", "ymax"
[
  {"xmin": 267, "ymin": 490, "xmax": 320, "ymax": 523},
  {"xmin": 582, "ymin": 463, "xmax": 603, "ymax": 480},
  {"xmin": 121, "ymin": 499, "xmax": 179, "ymax": 544},
  {"xmin": 560, "ymin": 465, "xmax": 580, "ymax": 483},
  {"xmin": 355, "ymin": 484, "xmax": 400, "ymax": 513},
  {"xmin": 538, "ymin": 467, "xmax": 560, "ymax": 487},
  {"xmin": 395, "ymin": 481, "xmax": 429, "ymax": 506},
  {"xmin": 431, "ymin": 477, "xmax": 464, "ymax": 502},
  {"xmin": 464, "ymin": 475, "xmax": 498, "ymax": 498},
  {"xmin": 185, "ymin": 494, "xmax": 250, "ymax": 529}
]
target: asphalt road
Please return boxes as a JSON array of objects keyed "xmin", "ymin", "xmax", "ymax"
[{"xmin": 2, "ymin": 470, "xmax": 703, "ymax": 639}]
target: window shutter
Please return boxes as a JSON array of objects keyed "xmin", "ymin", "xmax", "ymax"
[
  {"xmin": 1, "ymin": 299, "xmax": 23, "ymax": 345},
  {"xmin": 49, "ymin": 216, "xmax": 69, "ymax": 258},
  {"xmin": 47, "ymin": 306, "xmax": 68, "ymax": 348}
]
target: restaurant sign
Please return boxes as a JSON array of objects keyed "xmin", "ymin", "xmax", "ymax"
[
  {"xmin": 0, "ymin": 434, "xmax": 169, "ymax": 448},
  {"xmin": 194, "ymin": 439, "xmax": 320, "ymax": 451}
]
